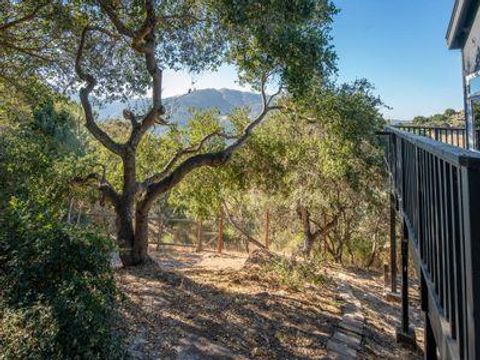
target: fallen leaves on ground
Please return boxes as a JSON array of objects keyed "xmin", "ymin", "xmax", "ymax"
[{"xmin": 114, "ymin": 246, "xmax": 341, "ymax": 359}]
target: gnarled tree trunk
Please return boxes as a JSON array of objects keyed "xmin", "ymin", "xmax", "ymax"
[
  {"xmin": 299, "ymin": 206, "xmax": 315, "ymax": 257},
  {"xmin": 74, "ymin": 6, "xmax": 282, "ymax": 267},
  {"xmin": 115, "ymin": 202, "xmax": 150, "ymax": 266},
  {"xmin": 297, "ymin": 205, "xmax": 342, "ymax": 258}
]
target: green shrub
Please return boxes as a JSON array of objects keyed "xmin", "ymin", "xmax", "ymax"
[
  {"xmin": 0, "ymin": 303, "xmax": 59, "ymax": 359},
  {"xmin": 0, "ymin": 200, "xmax": 123, "ymax": 359},
  {"xmin": 260, "ymin": 257, "xmax": 329, "ymax": 291}
]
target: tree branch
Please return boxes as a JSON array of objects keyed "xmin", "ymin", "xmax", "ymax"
[
  {"xmin": 0, "ymin": 2, "xmax": 50, "ymax": 32},
  {"xmin": 138, "ymin": 74, "xmax": 282, "ymax": 211},
  {"xmin": 222, "ymin": 202, "xmax": 266, "ymax": 249},
  {"xmin": 311, "ymin": 208, "xmax": 344, "ymax": 241},
  {"xmin": 123, "ymin": 0, "xmax": 167, "ymax": 147},
  {"xmin": 267, "ymin": 84, "xmax": 283, "ymax": 107},
  {"xmin": 0, "ymin": 40, "xmax": 54, "ymax": 62},
  {"xmin": 75, "ymin": 26, "xmax": 124, "ymax": 155},
  {"xmin": 95, "ymin": 0, "xmax": 135, "ymax": 38},
  {"xmin": 123, "ymin": 109, "xmax": 139, "ymax": 128},
  {"xmin": 141, "ymin": 131, "xmax": 237, "ymax": 189},
  {"xmin": 72, "ymin": 171, "xmax": 121, "ymax": 207},
  {"xmin": 217, "ymin": 76, "xmax": 281, "ymax": 155}
]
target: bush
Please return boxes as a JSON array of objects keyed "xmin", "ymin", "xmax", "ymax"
[
  {"xmin": 259, "ymin": 255, "xmax": 329, "ymax": 291},
  {"xmin": 0, "ymin": 200, "xmax": 123, "ymax": 359}
]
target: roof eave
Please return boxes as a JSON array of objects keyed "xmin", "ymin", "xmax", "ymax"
[{"xmin": 446, "ymin": 0, "xmax": 472, "ymax": 49}]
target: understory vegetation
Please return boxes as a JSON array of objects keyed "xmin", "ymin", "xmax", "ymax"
[
  {"xmin": 0, "ymin": 98, "xmax": 122, "ymax": 358},
  {"xmin": 260, "ymin": 257, "xmax": 329, "ymax": 291}
]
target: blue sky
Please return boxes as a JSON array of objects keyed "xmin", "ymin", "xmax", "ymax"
[
  {"xmin": 162, "ymin": 0, "xmax": 464, "ymax": 121},
  {"xmin": 333, "ymin": 0, "xmax": 463, "ymax": 120}
]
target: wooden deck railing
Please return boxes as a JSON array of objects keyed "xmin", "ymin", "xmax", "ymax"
[{"xmin": 384, "ymin": 125, "xmax": 480, "ymax": 359}]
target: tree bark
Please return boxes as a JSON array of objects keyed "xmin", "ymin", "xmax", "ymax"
[
  {"xmin": 114, "ymin": 153, "xmax": 152, "ymax": 266},
  {"xmin": 133, "ymin": 206, "xmax": 150, "ymax": 262},
  {"xmin": 116, "ymin": 206, "xmax": 137, "ymax": 266},
  {"xmin": 298, "ymin": 206, "xmax": 340, "ymax": 258},
  {"xmin": 299, "ymin": 206, "xmax": 315, "ymax": 257},
  {"xmin": 67, "ymin": 198, "xmax": 74, "ymax": 224}
]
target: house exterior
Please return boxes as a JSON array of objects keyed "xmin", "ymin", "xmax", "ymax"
[
  {"xmin": 447, "ymin": 0, "xmax": 480, "ymax": 149},
  {"xmin": 448, "ymin": 0, "xmax": 480, "ymax": 73}
]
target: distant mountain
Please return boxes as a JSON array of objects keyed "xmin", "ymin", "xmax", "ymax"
[{"xmin": 96, "ymin": 88, "xmax": 263, "ymax": 125}]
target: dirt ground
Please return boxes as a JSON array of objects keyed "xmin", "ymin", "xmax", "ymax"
[{"xmin": 114, "ymin": 246, "xmax": 424, "ymax": 359}]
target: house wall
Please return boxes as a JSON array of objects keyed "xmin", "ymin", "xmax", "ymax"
[{"xmin": 463, "ymin": 9, "xmax": 480, "ymax": 75}]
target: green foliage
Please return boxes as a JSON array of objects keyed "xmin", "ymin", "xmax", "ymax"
[
  {"xmin": 260, "ymin": 257, "xmax": 329, "ymax": 291},
  {"xmin": 2, "ymin": 1, "xmax": 338, "ymax": 101},
  {"xmin": 0, "ymin": 96, "xmax": 121, "ymax": 359},
  {"xmin": 32, "ymin": 101, "xmax": 85, "ymax": 154},
  {"xmin": 0, "ymin": 101, "xmax": 93, "ymax": 214},
  {"xmin": 166, "ymin": 80, "xmax": 388, "ymax": 266},
  {"xmin": 0, "ymin": 1, "xmax": 74, "ymax": 99},
  {"xmin": 0, "ymin": 200, "xmax": 121, "ymax": 360},
  {"xmin": 410, "ymin": 108, "xmax": 464, "ymax": 127},
  {"xmin": 214, "ymin": 0, "xmax": 338, "ymax": 96}
]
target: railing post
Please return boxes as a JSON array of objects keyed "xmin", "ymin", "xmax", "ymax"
[
  {"xmin": 461, "ymin": 165, "xmax": 480, "ymax": 359},
  {"xmin": 390, "ymin": 191, "xmax": 398, "ymax": 294},
  {"xmin": 401, "ymin": 218, "xmax": 409, "ymax": 333},
  {"xmin": 396, "ymin": 218, "xmax": 416, "ymax": 346},
  {"xmin": 385, "ymin": 132, "xmax": 401, "ymax": 303},
  {"xmin": 424, "ymin": 313, "xmax": 438, "ymax": 360}
]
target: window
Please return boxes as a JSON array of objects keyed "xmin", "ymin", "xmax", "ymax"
[{"xmin": 465, "ymin": 72, "xmax": 480, "ymax": 149}]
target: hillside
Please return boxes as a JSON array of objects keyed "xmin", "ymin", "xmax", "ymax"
[{"xmin": 97, "ymin": 88, "xmax": 263, "ymax": 125}]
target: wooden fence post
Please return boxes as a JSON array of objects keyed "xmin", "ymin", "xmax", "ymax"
[
  {"xmin": 383, "ymin": 263, "xmax": 389, "ymax": 287},
  {"xmin": 218, "ymin": 208, "xmax": 224, "ymax": 254},
  {"xmin": 323, "ymin": 213, "xmax": 328, "ymax": 253},
  {"xmin": 264, "ymin": 208, "xmax": 270, "ymax": 250},
  {"xmin": 196, "ymin": 219, "xmax": 203, "ymax": 252},
  {"xmin": 175, "ymin": 228, "xmax": 180, "ymax": 243}
]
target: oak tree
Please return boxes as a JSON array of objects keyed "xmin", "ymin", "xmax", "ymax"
[{"xmin": 2, "ymin": 0, "xmax": 337, "ymax": 266}]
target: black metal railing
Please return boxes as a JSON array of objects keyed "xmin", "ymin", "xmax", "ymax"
[
  {"xmin": 394, "ymin": 124, "xmax": 480, "ymax": 150},
  {"xmin": 385, "ymin": 125, "xmax": 480, "ymax": 359},
  {"xmin": 395, "ymin": 125, "xmax": 469, "ymax": 149}
]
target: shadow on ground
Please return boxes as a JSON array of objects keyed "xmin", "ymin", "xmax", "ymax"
[{"xmin": 115, "ymin": 260, "xmax": 341, "ymax": 359}]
